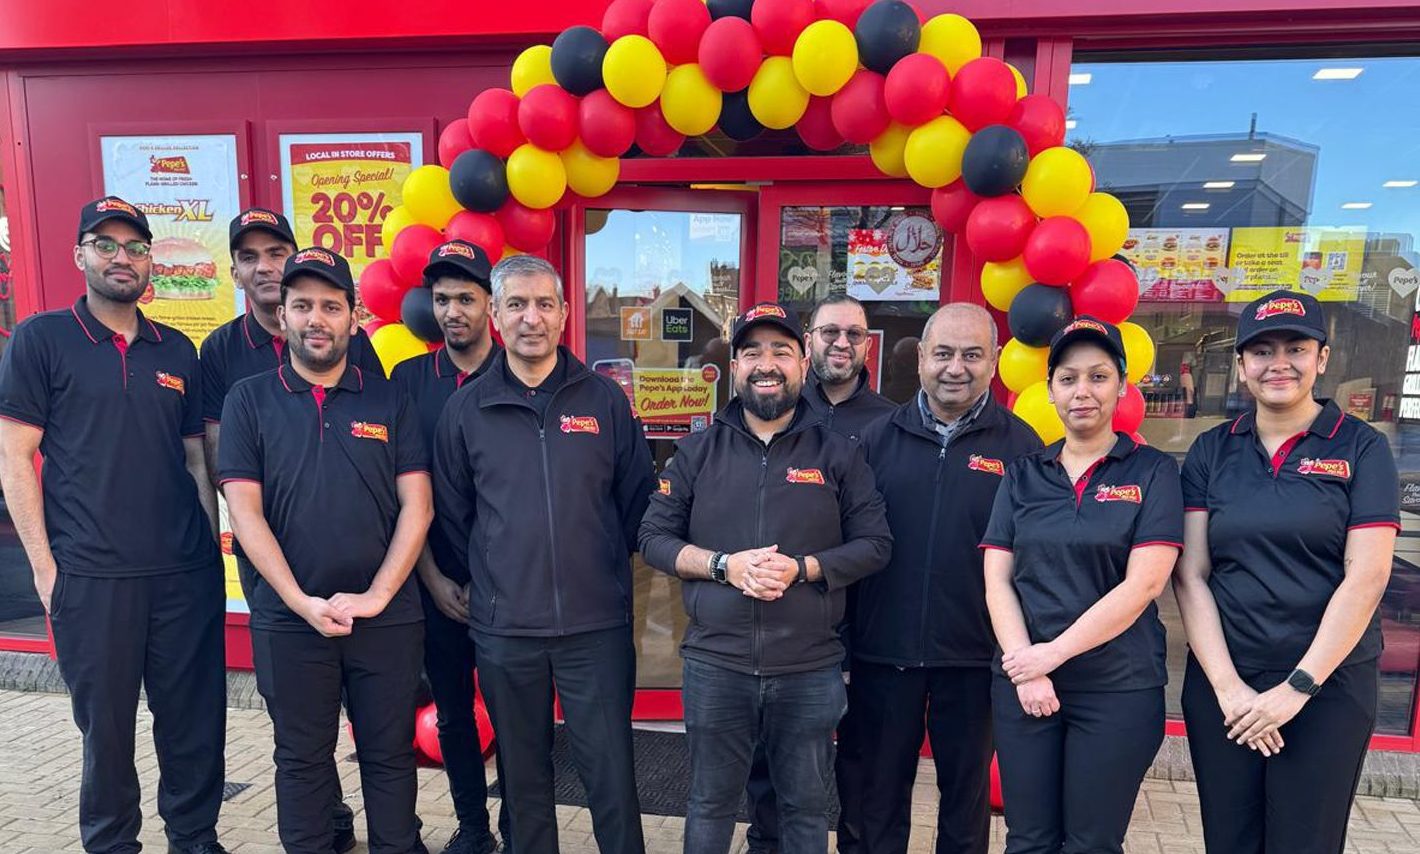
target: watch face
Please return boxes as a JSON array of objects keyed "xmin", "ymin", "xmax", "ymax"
[{"xmin": 1288, "ymin": 669, "xmax": 1317, "ymax": 695}]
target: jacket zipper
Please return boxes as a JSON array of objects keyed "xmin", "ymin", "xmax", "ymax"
[
  {"xmin": 752, "ymin": 449, "xmax": 768, "ymax": 675},
  {"xmin": 917, "ymin": 442, "xmax": 948, "ymax": 665},
  {"xmin": 538, "ymin": 425, "xmax": 564, "ymax": 634}
]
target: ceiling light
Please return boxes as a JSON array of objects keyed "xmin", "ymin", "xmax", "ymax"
[
  {"xmin": 1065, "ymin": 120, "xmax": 1078, "ymax": 129},
  {"xmin": 1231, "ymin": 153, "xmax": 1267, "ymax": 163},
  {"xmin": 1384, "ymin": 180, "xmax": 1418, "ymax": 188},
  {"xmin": 1203, "ymin": 181, "xmax": 1235, "ymax": 189},
  {"xmin": 1341, "ymin": 202, "xmax": 1373, "ymax": 210},
  {"xmin": 1181, "ymin": 203, "xmax": 1211, "ymax": 211},
  {"xmin": 1313, "ymin": 68, "xmax": 1364, "ymax": 80},
  {"xmin": 1068, "ymin": 73, "xmax": 1092, "ymax": 85}
]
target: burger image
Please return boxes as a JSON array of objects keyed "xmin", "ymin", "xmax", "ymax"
[{"xmin": 151, "ymin": 236, "xmax": 218, "ymax": 300}]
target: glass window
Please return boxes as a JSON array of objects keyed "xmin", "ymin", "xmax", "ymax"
[{"xmin": 1070, "ymin": 51, "xmax": 1420, "ymax": 734}]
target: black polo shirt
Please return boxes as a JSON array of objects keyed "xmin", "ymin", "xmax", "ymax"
[
  {"xmin": 216, "ymin": 362, "xmax": 428, "ymax": 632},
  {"xmin": 1181, "ymin": 399, "xmax": 1399, "ymax": 672},
  {"xmin": 199, "ymin": 311, "xmax": 386, "ymax": 422},
  {"xmin": 0, "ymin": 296, "xmax": 216, "ymax": 577},
  {"xmin": 981, "ymin": 433, "xmax": 1183, "ymax": 691},
  {"xmin": 505, "ymin": 352, "xmax": 569, "ymax": 423}
]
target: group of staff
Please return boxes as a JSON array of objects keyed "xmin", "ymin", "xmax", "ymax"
[{"xmin": 0, "ymin": 194, "xmax": 1398, "ymax": 854}]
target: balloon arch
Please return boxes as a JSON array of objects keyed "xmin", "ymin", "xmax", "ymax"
[{"xmin": 362, "ymin": 0, "xmax": 1156, "ymax": 444}]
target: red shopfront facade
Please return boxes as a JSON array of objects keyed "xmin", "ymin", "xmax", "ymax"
[{"xmin": 2, "ymin": 1, "xmax": 1419, "ymax": 751}]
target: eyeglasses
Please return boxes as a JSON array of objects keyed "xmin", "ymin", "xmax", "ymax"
[
  {"xmin": 81, "ymin": 237, "xmax": 152, "ymax": 259},
  {"xmin": 811, "ymin": 325, "xmax": 869, "ymax": 346}
]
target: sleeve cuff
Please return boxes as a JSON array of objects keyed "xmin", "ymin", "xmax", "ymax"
[
  {"xmin": 0, "ymin": 411, "xmax": 45, "ymax": 429},
  {"xmin": 1132, "ymin": 540, "xmax": 1184, "ymax": 550},
  {"xmin": 397, "ymin": 468, "xmax": 431, "ymax": 477},
  {"xmin": 978, "ymin": 543, "xmax": 1013, "ymax": 553},
  {"xmin": 218, "ymin": 476, "xmax": 261, "ymax": 487},
  {"xmin": 1184, "ymin": 506, "xmax": 1208, "ymax": 513},
  {"xmin": 1347, "ymin": 520, "xmax": 1402, "ymax": 532}
]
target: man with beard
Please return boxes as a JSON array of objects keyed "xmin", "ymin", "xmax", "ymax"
[
  {"xmin": 433, "ymin": 255, "xmax": 654, "ymax": 854},
  {"xmin": 391, "ymin": 240, "xmax": 509, "ymax": 854},
  {"xmin": 850, "ymin": 304, "xmax": 1041, "ymax": 854},
  {"xmin": 219, "ymin": 247, "xmax": 432, "ymax": 854},
  {"xmin": 0, "ymin": 197, "xmax": 227, "ymax": 853},
  {"xmin": 639, "ymin": 302, "xmax": 892, "ymax": 854}
]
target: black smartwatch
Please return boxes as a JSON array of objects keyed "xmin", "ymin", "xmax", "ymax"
[
  {"xmin": 795, "ymin": 555, "xmax": 808, "ymax": 585},
  {"xmin": 1286, "ymin": 667, "xmax": 1320, "ymax": 697}
]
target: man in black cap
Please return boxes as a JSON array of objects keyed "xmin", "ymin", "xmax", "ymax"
[
  {"xmin": 219, "ymin": 247, "xmax": 432, "ymax": 854},
  {"xmin": 639, "ymin": 302, "xmax": 892, "ymax": 854},
  {"xmin": 0, "ymin": 196, "xmax": 228, "ymax": 854},
  {"xmin": 391, "ymin": 240, "xmax": 508, "ymax": 854}
]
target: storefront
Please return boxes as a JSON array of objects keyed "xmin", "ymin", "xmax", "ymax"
[{"xmin": 1, "ymin": 0, "xmax": 1417, "ymax": 751}]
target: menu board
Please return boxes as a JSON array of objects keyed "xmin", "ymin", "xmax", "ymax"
[
  {"xmin": 1226, "ymin": 226, "xmax": 1367, "ymax": 302},
  {"xmin": 1121, "ymin": 228, "xmax": 1229, "ymax": 302}
]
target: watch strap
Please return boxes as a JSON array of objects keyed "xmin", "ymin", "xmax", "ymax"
[{"xmin": 795, "ymin": 555, "xmax": 808, "ymax": 585}]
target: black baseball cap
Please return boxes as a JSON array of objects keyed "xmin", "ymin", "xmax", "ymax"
[
  {"xmin": 282, "ymin": 247, "xmax": 355, "ymax": 298},
  {"xmin": 1048, "ymin": 315, "xmax": 1127, "ymax": 374},
  {"xmin": 77, "ymin": 196, "xmax": 152, "ymax": 243},
  {"xmin": 424, "ymin": 240, "xmax": 493, "ymax": 292},
  {"xmin": 1235, "ymin": 288, "xmax": 1327, "ymax": 352},
  {"xmin": 731, "ymin": 302, "xmax": 804, "ymax": 354},
  {"xmin": 230, "ymin": 207, "xmax": 296, "ymax": 252}
]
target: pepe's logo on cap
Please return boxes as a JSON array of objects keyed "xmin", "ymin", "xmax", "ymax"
[
  {"xmin": 96, "ymin": 198, "xmax": 139, "ymax": 216},
  {"xmin": 1062, "ymin": 318, "xmax": 1108, "ymax": 336},
  {"xmin": 241, "ymin": 210, "xmax": 280, "ymax": 227},
  {"xmin": 785, "ymin": 467, "xmax": 825, "ymax": 485},
  {"xmin": 437, "ymin": 242, "xmax": 477, "ymax": 260},
  {"xmin": 967, "ymin": 455, "xmax": 1005, "ymax": 476},
  {"xmin": 350, "ymin": 421, "xmax": 389, "ymax": 443},
  {"xmin": 560, "ymin": 415, "xmax": 601, "ymax": 435},
  {"xmin": 1297, "ymin": 458, "xmax": 1351, "ymax": 479},
  {"xmin": 1095, "ymin": 484, "xmax": 1142, "ymax": 503},
  {"xmin": 1254, "ymin": 297, "xmax": 1306, "ymax": 321},
  {"xmin": 293, "ymin": 248, "xmax": 336, "ymax": 266},
  {"xmin": 744, "ymin": 304, "xmax": 787, "ymax": 321}
]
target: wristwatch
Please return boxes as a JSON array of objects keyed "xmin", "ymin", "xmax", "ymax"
[
  {"xmin": 795, "ymin": 555, "xmax": 808, "ymax": 585},
  {"xmin": 1286, "ymin": 667, "xmax": 1321, "ymax": 697},
  {"xmin": 710, "ymin": 552, "xmax": 730, "ymax": 585}
]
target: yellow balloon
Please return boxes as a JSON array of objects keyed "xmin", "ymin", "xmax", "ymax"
[
  {"xmin": 660, "ymin": 64, "xmax": 722, "ymax": 137},
  {"xmin": 868, "ymin": 122, "xmax": 912, "ymax": 178},
  {"xmin": 512, "ymin": 45, "xmax": 556, "ymax": 98},
  {"xmin": 603, "ymin": 35, "xmax": 667, "ymax": 109},
  {"xmin": 401, "ymin": 165, "xmax": 462, "ymax": 229},
  {"xmin": 380, "ymin": 205, "xmax": 416, "ymax": 256},
  {"xmin": 903, "ymin": 115, "xmax": 972, "ymax": 188},
  {"xmin": 560, "ymin": 140, "xmax": 621, "ymax": 198},
  {"xmin": 1008, "ymin": 63, "xmax": 1029, "ymax": 98},
  {"xmin": 919, "ymin": 14, "xmax": 982, "ymax": 76},
  {"xmin": 370, "ymin": 323, "xmax": 429, "ymax": 373},
  {"xmin": 1119, "ymin": 321, "xmax": 1156, "ymax": 385},
  {"xmin": 501, "ymin": 247, "xmax": 524, "ymax": 260},
  {"xmin": 981, "ymin": 256, "xmax": 1033, "ymax": 311},
  {"xmin": 1000, "ymin": 338, "xmax": 1050, "ymax": 394},
  {"xmin": 1013, "ymin": 380, "xmax": 1065, "ymax": 445},
  {"xmin": 1021, "ymin": 146, "xmax": 1093, "ymax": 218},
  {"xmin": 506, "ymin": 144, "xmax": 567, "ymax": 209},
  {"xmin": 748, "ymin": 57, "xmax": 810, "ymax": 130},
  {"xmin": 791, "ymin": 20, "xmax": 858, "ymax": 97},
  {"xmin": 1076, "ymin": 192, "xmax": 1130, "ymax": 261}
]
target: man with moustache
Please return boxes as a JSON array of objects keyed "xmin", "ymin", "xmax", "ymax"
[
  {"xmin": 219, "ymin": 248, "xmax": 432, "ymax": 854},
  {"xmin": 850, "ymin": 304, "xmax": 1041, "ymax": 854},
  {"xmin": 391, "ymin": 240, "xmax": 509, "ymax": 854},
  {"xmin": 433, "ymin": 255, "xmax": 654, "ymax": 854},
  {"xmin": 0, "ymin": 197, "xmax": 227, "ymax": 853},
  {"xmin": 639, "ymin": 302, "xmax": 892, "ymax": 854}
]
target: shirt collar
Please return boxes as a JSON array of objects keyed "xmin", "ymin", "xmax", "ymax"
[
  {"xmin": 807, "ymin": 368, "xmax": 870, "ymax": 406},
  {"xmin": 1045, "ymin": 430, "xmax": 1138, "ymax": 462},
  {"xmin": 918, "ymin": 388, "xmax": 989, "ymax": 432},
  {"xmin": 434, "ymin": 343, "xmax": 500, "ymax": 380},
  {"xmin": 71, "ymin": 295, "xmax": 162, "ymax": 345},
  {"xmin": 242, "ymin": 311, "xmax": 277, "ymax": 349},
  {"xmin": 276, "ymin": 361, "xmax": 365, "ymax": 395},
  {"xmin": 1227, "ymin": 399, "xmax": 1344, "ymax": 440}
]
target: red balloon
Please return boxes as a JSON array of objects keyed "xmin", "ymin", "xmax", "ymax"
[
  {"xmin": 699, "ymin": 17, "xmax": 763, "ymax": 93},
  {"xmin": 950, "ymin": 57, "xmax": 1019, "ymax": 131},
  {"xmin": 391, "ymin": 225, "xmax": 444, "ymax": 286},
  {"xmin": 414, "ymin": 704, "xmax": 442, "ymax": 764},
  {"xmin": 884, "ymin": 53, "xmax": 951, "ymax": 127},
  {"xmin": 965, "ymin": 196, "xmax": 1036, "ymax": 262},
  {"xmin": 1023, "ymin": 217, "xmax": 1092, "ymax": 286},
  {"xmin": 363, "ymin": 318, "xmax": 391, "ymax": 337},
  {"xmin": 467, "ymin": 88, "xmax": 526, "ymax": 158},
  {"xmin": 602, "ymin": 0, "xmax": 655, "ymax": 41},
  {"xmin": 635, "ymin": 103, "xmax": 686, "ymax": 156},
  {"xmin": 752, "ymin": 0, "xmax": 815, "ymax": 56},
  {"xmin": 797, "ymin": 96, "xmax": 844, "ymax": 151},
  {"xmin": 1008, "ymin": 94, "xmax": 1067, "ymax": 157},
  {"xmin": 816, "ymin": 0, "xmax": 872, "ymax": 28},
  {"xmin": 931, "ymin": 180, "xmax": 982, "ymax": 234},
  {"xmin": 444, "ymin": 211, "xmax": 506, "ymax": 259},
  {"xmin": 359, "ymin": 259, "xmax": 412, "ymax": 323},
  {"xmin": 1113, "ymin": 384, "xmax": 1145, "ymax": 433},
  {"xmin": 831, "ymin": 70, "xmax": 890, "ymax": 144},
  {"xmin": 648, "ymin": 0, "xmax": 712, "ymax": 65},
  {"xmin": 579, "ymin": 90, "xmax": 637, "ymax": 157},
  {"xmin": 437, "ymin": 119, "xmax": 474, "ymax": 169},
  {"xmin": 517, "ymin": 84, "xmax": 580, "ymax": 152},
  {"xmin": 497, "ymin": 200, "xmax": 557, "ymax": 252},
  {"xmin": 1070, "ymin": 259, "xmax": 1140, "ymax": 325}
]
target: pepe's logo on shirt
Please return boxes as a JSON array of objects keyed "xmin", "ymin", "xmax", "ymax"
[
  {"xmin": 967, "ymin": 455, "xmax": 1005, "ymax": 476},
  {"xmin": 560, "ymin": 415, "xmax": 601, "ymax": 434},
  {"xmin": 155, "ymin": 372, "xmax": 185, "ymax": 394},
  {"xmin": 1095, "ymin": 484, "xmax": 1142, "ymax": 503},
  {"xmin": 350, "ymin": 421, "xmax": 389, "ymax": 443},
  {"xmin": 1254, "ymin": 297, "xmax": 1307, "ymax": 320},
  {"xmin": 786, "ymin": 467, "xmax": 826, "ymax": 485},
  {"xmin": 658, "ymin": 478, "xmax": 672, "ymax": 496},
  {"xmin": 1297, "ymin": 457, "xmax": 1351, "ymax": 479}
]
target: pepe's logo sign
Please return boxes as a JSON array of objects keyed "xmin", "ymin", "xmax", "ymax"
[
  {"xmin": 658, "ymin": 479, "xmax": 672, "ymax": 496},
  {"xmin": 1297, "ymin": 458, "xmax": 1352, "ymax": 479},
  {"xmin": 743, "ymin": 304, "xmax": 787, "ymax": 321},
  {"xmin": 95, "ymin": 198, "xmax": 139, "ymax": 216},
  {"xmin": 560, "ymin": 415, "xmax": 601, "ymax": 435},
  {"xmin": 1095, "ymin": 484, "xmax": 1142, "ymax": 504},
  {"xmin": 150, "ymin": 155, "xmax": 191, "ymax": 175},
  {"xmin": 241, "ymin": 210, "xmax": 280, "ymax": 227},
  {"xmin": 293, "ymin": 248, "xmax": 336, "ymax": 266},
  {"xmin": 155, "ymin": 372, "xmax": 185, "ymax": 394},
  {"xmin": 437, "ymin": 242, "xmax": 477, "ymax": 260},
  {"xmin": 1062, "ymin": 319, "xmax": 1108, "ymax": 336},
  {"xmin": 785, "ymin": 467, "xmax": 825, "ymax": 485},
  {"xmin": 967, "ymin": 455, "xmax": 1005, "ymax": 476},
  {"xmin": 350, "ymin": 421, "xmax": 389, "ymax": 443},
  {"xmin": 1254, "ymin": 298, "xmax": 1306, "ymax": 321}
]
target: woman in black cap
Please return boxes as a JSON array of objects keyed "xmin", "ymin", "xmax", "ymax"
[
  {"xmin": 1174, "ymin": 288, "xmax": 1398, "ymax": 853},
  {"xmin": 981, "ymin": 315, "xmax": 1183, "ymax": 853}
]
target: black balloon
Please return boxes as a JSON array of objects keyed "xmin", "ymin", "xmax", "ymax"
[
  {"xmin": 719, "ymin": 90, "xmax": 764, "ymax": 142},
  {"xmin": 707, "ymin": 0, "xmax": 755, "ymax": 21},
  {"xmin": 1007, "ymin": 284, "xmax": 1073, "ymax": 347},
  {"xmin": 855, "ymin": 0, "xmax": 921, "ymax": 75},
  {"xmin": 961, "ymin": 125, "xmax": 1030, "ymax": 197},
  {"xmin": 449, "ymin": 149, "xmax": 508, "ymax": 213},
  {"xmin": 551, "ymin": 26, "xmax": 609, "ymax": 96},
  {"xmin": 401, "ymin": 286, "xmax": 442, "ymax": 343}
]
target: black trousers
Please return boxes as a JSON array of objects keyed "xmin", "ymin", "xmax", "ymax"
[
  {"xmin": 252, "ymin": 622, "xmax": 424, "ymax": 854},
  {"xmin": 49, "ymin": 568, "xmax": 226, "ymax": 854},
  {"xmin": 848, "ymin": 662, "xmax": 993, "ymax": 854},
  {"xmin": 1181, "ymin": 654, "xmax": 1376, "ymax": 854},
  {"xmin": 992, "ymin": 676, "xmax": 1163, "ymax": 854},
  {"xmin": 474, "ymin": 625, "xmax": 644, "ymax": 854}
]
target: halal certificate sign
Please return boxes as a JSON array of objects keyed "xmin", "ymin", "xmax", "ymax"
[{"xmin": 846, "ymin": 210, "xmax": 942, "ymax": 302}]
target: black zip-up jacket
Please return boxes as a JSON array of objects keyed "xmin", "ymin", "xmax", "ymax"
[
  {"xmin": 853, "ymin": 394, "xmax": 1042, "ymax": 667},
  {"xmin": 801, "ymin": 369, "xmax": 897, "ymax": 442},
  {"xmin": 639, "ymin": 400, "xmax": 893, "ymax": 676},
  {"xmin": 432, "ymin": 347, "xmax": 656, "ymax": 637}
]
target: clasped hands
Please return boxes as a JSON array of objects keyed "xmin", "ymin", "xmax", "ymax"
[{"xmin": 725, "ymin": 545, "xmax": 800, "ymax": 601}]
